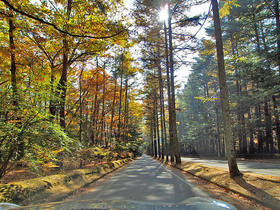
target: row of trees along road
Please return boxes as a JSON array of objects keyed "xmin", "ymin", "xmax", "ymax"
[
  {"xmin": 134, "ymin": 0, "xmax": 280, "ymax": 177},
  {"xmin": 2, "ymin": 0, "xmax": 278, "ymax": 179},
  {"xmin": 177, "ymin": 0, "xmax": 280, "ymax": 175},
  {"xmin": 133, "ymin": 0, "xmax": 193, "ymax": 164},
  {"xmin": 0, "ymin": 0, "xmax": 143, "ymax": 179}
]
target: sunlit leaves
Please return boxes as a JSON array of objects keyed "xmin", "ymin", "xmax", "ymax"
[{"xmin": 219, "ymin": 0, "xmax": 240, "ymax": 18}]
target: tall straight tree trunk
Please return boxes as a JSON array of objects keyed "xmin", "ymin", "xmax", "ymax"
[
  {"xmin": 168, "ymin": 5, "xmax": 181, "ymax": 164},
  {"xmin": 124, "ymin": 77, "xmax": 129, "ymax": 142},
  {"xmin": 110, "ymin": 74, "xmax": 117, "ymax": 138},
  {"xmin": 50, "ymin": 65, "xmax": 56, "ymax": 119},
  {"xmin": 211, "ymin": 0, "xmax": 241, "ymax": 177},
  {"xmin": 163, "ymin": 21, "xmax": 170, "ymax": 162},
  {"xmin": 236, "ymin": 78, "xmax": 247, "ymax": 154},
  {"xmin": 215, "ymin": 108, "xmax": 222, "ymax": 158},
  {"xmin": 256, "ymin": 104, "xmax": 264, "ymax": 153},
  {"xmin": 157, "ymin": 42, "xmax": 166, "ymax": 160},
  {"xmin": 118, "ymin": 54, "xmax": 124, "ymax": 140},
  {"xmin": 79, "ymin": 64, "xmax": 85, "ymax": 142},
  {"xmin": 93, "ymin": 60, "xmax": 100, "ymax": 145},
  {"xmin": 264, "ymin": 101, "xmax": 273, "ymax": 153},
  {"xmin": 8, "ymin": 16, "xmax": 18, "ymax": 108},
  {"xmin": 260, "ymin": 21, "xmax": 274, "ymax": 153},
  {"xmin": 150, "ymin": 122, "xmax": 154, "ymax": 156},
  {"xmin": 155, "ymin": 91, "xmax": 161, "ymax": 159},
  {"xmin": 274, "ymin": 0, "xmax": 280, "ymax": 153},
  {"xmin": 276, "ymin": 0, "xmax": 280, "ymax": 76},
  {"xmin": 230, "ymin": 34, "xmax": 247, "ymax": 155},
  {"xmin": 153, "ymin": 100, "xmax": 158, "ymax": 157},
  {"xmin": 252, "ymin": 13, "xmax": 264, "ymax": 154},
  {"xmin": 8, "ymin": 13, "xmax": 24, "ymax": 160},
  {"xmin": 101, "ymin": 65, "xmax": 106, "ymax": 147},
  {"xmin": 248, "ymin": 109, "xmax": 255, "ymax": 154},
  {"xmin": 59, "ymin": 0, "xmax": 72, "ymax": 128}
]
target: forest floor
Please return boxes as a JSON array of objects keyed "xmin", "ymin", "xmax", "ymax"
[
  {"xmin": 0, "ymin": 160, "xmax": 107, "ymax": 184},
  {"xmin": 171, "ymin": 159, "xmax": 280, "ymax": 209}
]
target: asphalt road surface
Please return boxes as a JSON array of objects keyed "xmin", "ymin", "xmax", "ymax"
[
  {"xmin": 181, "ymin": 157, "xmax": 280, "ymax": 177},
  {"xmin": 77, "ymin": 155, "xmax": 210, "ymax": 205}
]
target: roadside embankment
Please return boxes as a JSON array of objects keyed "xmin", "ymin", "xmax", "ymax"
[
  {"xmin": 175, "ymin": 161, "xmax": 280, "ymax": 209},
  {"xmin": 0, "ymin": 158, "xmax": 132, "ymax": 206}
]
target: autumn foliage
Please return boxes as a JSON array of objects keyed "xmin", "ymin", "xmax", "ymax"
[{"xmin": 0, "ymin": 0, "xmax": 143, "ymax": 179}]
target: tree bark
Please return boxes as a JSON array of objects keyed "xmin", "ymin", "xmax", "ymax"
[
  {"xmin": 101, "ymin": 65, "xmax": 106, "ymax": 146},
  {"xmin": 92, "ymin": 59, "xmax": 100, "ymax": 145},
  {"xmin": 163, "ymin": 21, "xmax": 170, "ymax": 162},
  {"xmin": 124, "ymin": 77, "xmax": 129, "ymax": 142},
  {"xmin": 110, "ymin": 73, "xmax": 117, "ymax": 139},
  {"xmin": 168, "ymin": 5, "xmax": 181, "ymax": 164},
  {"xmin": 153, "ymin": 99, "xmax": 158, "ymax": 157},
  {"xmin": 274, "ymin": 0, "xmax": 280, "ymax": 153},
  {"xmin": 9, "ymin": 16, "xmax": 18, "ymax": 108},
  {"xmin": 59, "ymin": 0, "xmax": 72, "ymax": 128},
  {"xmin": 157, "ymin": 41, "xmax": 166, "ymax": 160},
  {"xmin": 275, "ymin": 0, "xmax": 280, "ymax": 76},
  {"xmin": 211, "ymin": 0, "xmax": 241, "ymax": 177},
  {"xmin": 118, "ymin": 54, "xmax": 124, "ymax": 141},
  {"xmin": 79, "ymin": 64, "xmax": 85, "ymax": 142}
]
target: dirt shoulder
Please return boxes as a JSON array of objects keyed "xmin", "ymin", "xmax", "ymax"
[
  {"xmin": 0, "ymin": 158, "xmax": 133, "ymax": 206},
  {"xmin": 175, "ymin": 160, "xmax": 280, "ymax": 209}
]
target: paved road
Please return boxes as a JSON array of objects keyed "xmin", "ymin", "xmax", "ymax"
[
  {"xmin": 77, "ymin": 155, "xmax": 210, "ymax": 205},
  {"xmin": 181, "ymin": 157, "xmax": 280, "ymax": 177}
]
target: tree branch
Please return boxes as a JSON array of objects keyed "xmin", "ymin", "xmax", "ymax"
[{"xmin": 1, "ymin": 0, "xmax": 127, "ymax": 39}]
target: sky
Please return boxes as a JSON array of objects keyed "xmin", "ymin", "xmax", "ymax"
[
  {"xmin": 176, "ymin": 2, "xmax": 211, "ymax": 87},
  {"xmin": 124, "ymin": 0, "xmax": 135, "ymax": 9}
]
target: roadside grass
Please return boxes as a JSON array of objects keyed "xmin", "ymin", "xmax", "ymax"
[
  {"xmin": 175, "ymin": 161, "xmax": 280, "ymax": 209},
  {"xmin": 0, "ymin": 159, "xmax": 132, "ymax": 206}
]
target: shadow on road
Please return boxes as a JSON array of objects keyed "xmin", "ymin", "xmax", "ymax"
[{"xmin": 78, "ymin": 155, "xmax": 208, "ymax": 204}]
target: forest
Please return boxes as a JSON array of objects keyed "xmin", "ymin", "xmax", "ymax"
[
  {"xmin": 177, "ymin": 0, "xmax": 280, "ymax": 159},
  {"xmin": 0, "ymin": 0, "xmax": 279, "ymax": 180},
  {"xmin": 135, "ymin": 0, "xmax": 280, "ymax": 177},
  {"xmin": 0, "ymin": 0, "xmax": 144, "ymax": 179}
]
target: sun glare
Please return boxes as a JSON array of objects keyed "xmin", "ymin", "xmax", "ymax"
[
  {"xmin": 124, "ymin": 0, "xmax": 134, "ymax": 9},
  {"xmin": 159, "ymin": 4, "xmax": 168, "ymax": 21}
]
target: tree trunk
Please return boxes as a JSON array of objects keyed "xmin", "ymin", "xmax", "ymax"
[
  {"xmin": 118, "ymin": 54, "xmax": 124, "ymax": 140},
  {"xmin": 275, "ymin": 0, "xmax": 280, "ymax": 75},
  {"xmin": 157, "ymin": 41, "xmax": 166, "ymax": 160},
  {"xmin": 9, "ymin": 17, "xmax": 18, "ymax": 108},
  {"xmin": 49, "ymin": 65, "xmax": 56, "ymax": 119},
  {"xmin": 264, "ymin": 101, "xmax": 273, "ymax": 153},
  {"xmin": 124, "ymin": 77, "xmax": 129, "ymax": 142},
  {"xmin": 211, "ymin": 0, "xmax": 241, "ymax": 177},
  {"xmin": 274, "ymin": 0, "xmax": 280, "ymax": 153},
  {"xmin": 110, "ymin": 74, "xmax": 117, "ymax": 139},
  {"xmin": 153, "ymin": 100, "xmax": 158, "ymax": 157},
  {"xmin": 101, "ymin": 65, "xmax": 106, "ymax": 147},
  {"xmin": 168, "ymin": 4, "xmax": 181, "ymax": 164},
  {"xmin": 215, "ymin": 108, "xmax": 222, "ymax": 158},
  {"xmin": 163, "ymin": 21, "xmax": 170, "ymax": 162},
  {"xmin": 150, "ymin": 122, "xmax": 154, "ymax": 156},
  {"xmin": 93, "ymin": 60, "xmax": 100, "ymax": 145},
  {"xmin": 155, "ymin": 92, "xmax": 161, "ymax": 159},
  {"xmin": 248, "ymin": 109, "xmax": 255, "ymax": 154},
  {"xmin": 59, "ymin": 0, "xmax": 72, "ymax": 128},
  {"xmin": 79, "ymin": 64, "xmax": 85, "ymax": 142}
]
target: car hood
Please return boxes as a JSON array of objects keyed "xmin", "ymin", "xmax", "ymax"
[{"xmin": 1, "ymin": 197, "xmax": 237, "ymax": 210}]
